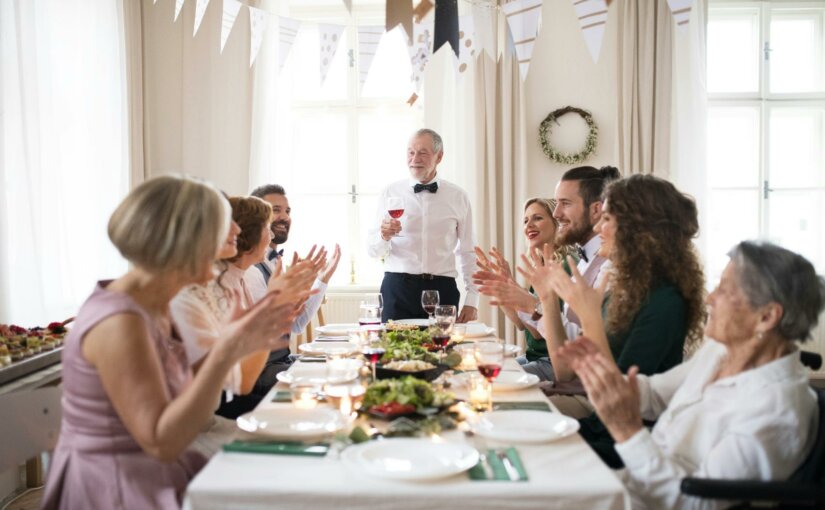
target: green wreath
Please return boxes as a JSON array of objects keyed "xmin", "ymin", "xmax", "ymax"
[{"xmin": 539, "ymin": 106, "xmax": 598, "ymax": 165}]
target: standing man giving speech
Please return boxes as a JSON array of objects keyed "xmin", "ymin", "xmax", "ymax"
[{"xmin": 368, "ymin": 128, "xmax": 478, "ymax": 323}]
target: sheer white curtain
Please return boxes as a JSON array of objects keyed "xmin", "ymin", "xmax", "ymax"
[{"xmin": 0, "ymin": 0, "xmax": 130, "ymax": 325}]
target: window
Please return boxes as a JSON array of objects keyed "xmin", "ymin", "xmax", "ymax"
[
  {"xmin": 267, "ymin": 6, "xmax": 424, "ymax": 288},
  {"xmin": 707, "ymin": 2, "xmax": 825, "ymax": 283}
]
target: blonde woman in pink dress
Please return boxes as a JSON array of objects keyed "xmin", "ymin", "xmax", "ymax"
[{"xmin": 41, "ymin": 175, "xmax": 302, "ymax": 509}]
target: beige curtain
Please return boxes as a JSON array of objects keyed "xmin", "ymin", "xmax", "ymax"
[
  {"xmin": 120, "ymin": 0, "xmax": 145, "ymax": 187},
  {"xmin": 617, "ymin": 0, "xmax": 674, "ymax": 176}
]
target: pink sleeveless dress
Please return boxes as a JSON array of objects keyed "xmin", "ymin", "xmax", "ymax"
[{"xmin": 41, "ymin": 282, "xmax": 206, "ymax": 509}]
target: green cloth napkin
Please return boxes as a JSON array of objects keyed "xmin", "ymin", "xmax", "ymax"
[
  {"xmin": 468, "ymin": 447, "xmax": 528, "ymax": 481},
  {"xmin": 492, "ymin": 401, "xmax": 552, "ymax": 412},
  {"xmin": 270, "ymin": 391, "xmax": 292, "ymax": 403},
  {"xmin": 223, "ymin": 440, "xmax": 329, "ymax": 456}
]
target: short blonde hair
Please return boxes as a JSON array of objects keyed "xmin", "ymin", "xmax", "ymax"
[{"xmin": 108, "ymin": 175, "xmax": 230, "ymax": 279}]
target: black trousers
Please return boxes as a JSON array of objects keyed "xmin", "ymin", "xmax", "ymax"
[
  {"xmin": 380, "ymin": 272, "xmax": 460, "ymax": 322},
  {"xmin": 215, "ymin": 348, "xmax": 292, "ymax": 420}
]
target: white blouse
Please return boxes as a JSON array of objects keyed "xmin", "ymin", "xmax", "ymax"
[{"xmin": 615, "ymin": 339, "xmax": 818, "ymax": 510}]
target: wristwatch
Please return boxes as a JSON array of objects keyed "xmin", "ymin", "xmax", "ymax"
[{"xmin": 531, "ymin": 298, "xmax": 543, "ymax": 321}]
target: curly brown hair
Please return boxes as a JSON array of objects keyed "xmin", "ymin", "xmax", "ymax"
[
  {"xmin": 602, "ymin": 175, "xmax": 706, "ymax": 351},
  {"xmin": 225, "ymin": 196, "xmax": 272, "ymax": 263}
]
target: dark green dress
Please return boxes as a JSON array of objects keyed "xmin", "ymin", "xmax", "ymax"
[{"xmin": 578, "ymin": 282, "xmax": 688, "ymax": 468}]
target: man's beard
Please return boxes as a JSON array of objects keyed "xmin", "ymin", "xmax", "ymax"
[
  {"xmin": 271, "ymin": 222, "xmax": 289, "ymax": 245},
  {"xmin": 555, "ymin": 214, "xmax": 593, "ymax": 247}
]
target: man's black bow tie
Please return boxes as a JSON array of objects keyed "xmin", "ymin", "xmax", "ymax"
[
  {"xmin": 576, "ymin": 246, "xmax": 589, "ymax": 263},
  {"xmin": 268, "ymin": 249, "xmax": 284, "ymax": 261},
  {"xmin": 413, "ymin": 182, "xmax": 438, "ymax": 193}
]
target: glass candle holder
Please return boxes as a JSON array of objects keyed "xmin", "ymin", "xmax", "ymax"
[
  {"xmin": 467, "ymin": 374, "xmax": 490, "ymax": 412},
  {"xmin": 324, "ymin": 382, "xmax": 366, "ymax": 417},
  {"xmin": 451, "ymin": 324, "xmax": 467, "ymax": 343},
  {"xmin": 290, "ymin": 382, "xmax": 321, "ymax": 410}
]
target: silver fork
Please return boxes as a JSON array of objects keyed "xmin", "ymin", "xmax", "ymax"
[{"xmin": 463, "ymin": 428, "xmax": 493, "ymax": 480}]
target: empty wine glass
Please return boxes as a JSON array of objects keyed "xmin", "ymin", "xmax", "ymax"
[
  {"xmin": 474, "ymin": 342, "xmax": 504, "ymax": 411},
  {"xmin": 359, "ymin": 293, "xmax": 383, "ymax": 326},
  {"xmin": 386, "ymin": 196, "xmax": 405, "ymax": 237},
  {"xmin": 421, "ymin": 290, "xmax": 439, "ymax": 324}
]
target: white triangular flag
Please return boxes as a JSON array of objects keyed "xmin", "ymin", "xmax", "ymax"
[
  {"xmin": 220, "ymin": 0, "xmax": 242, "ymax": 53},
  {"xmin": 457, "ymin": 15, "xmax": 477, "ymax": 74},
  {"xmin": 248, "ymin": 6, "xmax": 269, "ymax": 67},
  {"xmin": 357, "ymin": 25, "xmax": 384, "ymax": 87},
  {"xmin": 193, "ymin": 0, "xmax": 210, "ymax": 36},
  {"xmin": 154, "ymin": 0, "xmax": 159, "ymax": 4},
  {"xmin": 342, "ymin": 0, "xmax": 352, "ymax": 13},
  {"xmin": 278, "ymin": 17, "xmax": 302, "ymax": 71},
  {"xmin": 573, "ymin": 0, "xmax": 608, "ymax": 63},
  {"xmin": 318, "ymin": 24, "xmax": 346, "ymax": 85},
  {"xmin": 174, "ymin": 0, "xmax": 185, "ymax": 22},
  {"xmin": 407, "ymin": 22, "xmax": 433, "ymax": 92},
  {"xmin": 666, "ymin": 0, "xmax": 692, "ymax": 30},
  {"xmin": 502, "ymin": 0, "xmax": 543, "ymax": 81}
]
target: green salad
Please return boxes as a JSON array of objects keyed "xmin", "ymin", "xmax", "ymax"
[
  {"xmin": 381, "ymin": 329, "xmax": 439, "ymax": 365},
  {"xmin": 363, "ymin": 376, "xmax": 454, "ymax": 410}
]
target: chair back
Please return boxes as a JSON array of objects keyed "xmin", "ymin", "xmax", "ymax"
[
  {"xmin": 789, "ymin": 386, "xmax": 825, "ymax": 483},
  {"xmin": 0, "ymin": 387, "xmax": 62, "ymax": 471}
]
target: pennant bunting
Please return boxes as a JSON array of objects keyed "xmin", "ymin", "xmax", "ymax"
[
  {"xmin": 193, "ymin": 0, "xmax": 211, "ymax": 36},
  {"xmin": 666, "ymin": 0, "xmax": 692, "ymax": 30},
  {"xmin": 502, "ymin": 0, "xmax": 543, "ymax": 81},
  {"xmin": 357, "ymin": 25, "xmax": 384, "ymax": 87},
  {"xmin": 457, "ymin": 15, "xmax": 478, "ymax": 74},
  {"xmin": 386, "ymin": 0, "xmax": 413, "ymax": 42},
  {"xmin": 174, "ymin": 0, "xmax": 185, "ymax": 22},
  {"xmin": 413, "ymin": 0, "xmax": 434, "ymax": 23},
  {"xmin": 408, "ymin": 22, "xmax": 433, "ymax": 92},
  {"xmin": 154, "ymin": 0, "xmax": 159, "ymax": 4},
  {"xmin": 342, "ymin": 0, "xmax": 352, "ymax": 14},
  {"xmin": 318, "ymin": 24, "xmax": 346, "ymax": 85},
  {"xmin": 573, "ymin": 0, "xmax": 608, "ymax": 63},
  {"xmin": 220, "ymin": 0, "xmax": 242, "ymax": 53},
  {"xmin": 248, "ymin": 5, "xmax": 269, "ymax": 67},
  {"xmin": 433, "ymin": 0, "xmax": 459, "ymax": 57},
  {"xmin": 278, "ymin": 17, "xmax": 301, "ymax": 71}
]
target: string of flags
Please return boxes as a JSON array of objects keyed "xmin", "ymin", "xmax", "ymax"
[{"xmin": 155, "ymin": 0, "xmax": 696, "ymax": 87}]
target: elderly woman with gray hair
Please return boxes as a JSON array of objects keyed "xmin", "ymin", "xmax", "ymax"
[{"xmin": 558, "ymin": 241, "xmax": 824, "ymax": 510}]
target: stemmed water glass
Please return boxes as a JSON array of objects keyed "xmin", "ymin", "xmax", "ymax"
[
  {"xmin": 474, "ymin": 342, "xmax": 504, "ymax": 412},
  {"xmin": 359, "ymin": 293, "xmax": 383, "ymax": 326},
  {"xmin": 386, "ymin": 196, "xmax": 405, "ymax": 237},
  {"xmin": 432, "ymin": 305, "xmax": 456, "ymax": 360},
  {"xmin": 421, "ymin": 290, "xmax": 439, "ymax": 324}
]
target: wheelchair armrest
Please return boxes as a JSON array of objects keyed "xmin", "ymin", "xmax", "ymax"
[{"xmin": 681, "ymin": 477, "xmax": 825, "ymax": 504}]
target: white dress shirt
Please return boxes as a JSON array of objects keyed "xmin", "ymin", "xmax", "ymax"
[
  {"xmin": 367, "ymin": 176, "xmax": 479, "ymax": 307},
  {"xmin": 243, "ymin": 247, "xmax": 328, "ymax": 333},
  {"xmin": 615, "ymin": 340, "xmax": 818, "ymax": 510}
]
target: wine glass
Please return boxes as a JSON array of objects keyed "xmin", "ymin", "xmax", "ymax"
[
  {"xmin": 386, "ymin": 196, "xmax": 405, "ymax": 237},
  {"xmin": 474, "ymin": 342, "xmax": 504, "ymax": 411},
  {"xmin": 361, "ymin": 330, "xmax": 385, "ymax": 382},
  {"xmin": 359, "ymin": 293, "xmax": 383, "ymax": 326},
  {"xmin": 432, "ymin": 305, "xmax": 456, "ymax": 360},
  {"xmin": 421, "ymin": 290, "xmax": 439, "ymax": 324}
]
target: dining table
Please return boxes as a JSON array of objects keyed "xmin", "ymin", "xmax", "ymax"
[{"xmin": 184, "ymin": 328, "xmax": 630, "ymax": 510}]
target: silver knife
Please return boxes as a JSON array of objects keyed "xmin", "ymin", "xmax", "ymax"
[{"xmin": 497, "ymin": 450, "xmax": 520, "ymax": 481}]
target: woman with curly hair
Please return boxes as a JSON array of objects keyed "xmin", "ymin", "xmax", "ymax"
[
  {"xmin": 519, "ymin": 174, "xmax": 706, "ymax": 467},
  {"xmin": 474, "ymin": 197, "xmax": 574, "ymax": 380}
]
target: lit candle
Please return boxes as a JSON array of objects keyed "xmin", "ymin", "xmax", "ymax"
[
  {"xmin": 291, "ymin": 383, "xmax": 319, "ymax": 409},
  {"xmin": 468, "ymin": 377, "xmax": 490, "ymax": 412},
  {"xmin": 461, "ymin": 352, "xmax": 477, "ymax": 371}
]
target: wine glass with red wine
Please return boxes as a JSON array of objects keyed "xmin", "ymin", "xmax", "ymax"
[
  {"xmin": 432, "ymin": 305, "xmax": 456, "ymax": 361},
  {"xmin": 421, "ymin": 290, "xmax": 439, "ymax": 324},
  {"xmin": 386, "ymin": 196, "xmax": 404, "ymax": 237},
  {"xmin": 361, "ymin": 330, "xmax": 385, "ymax": 382},
  {"xmin": 474, "ymin": 342, "xmax": 504, "ymax": 411}
]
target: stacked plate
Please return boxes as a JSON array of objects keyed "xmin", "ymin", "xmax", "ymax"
[
  {"xmin": 298, "ymin": 341, "xmax": 359, "ymax": 357},
  {"xmin": 276, "ymin": 359, "xmax": 362, "ymax": 385},
  {"xmin": 472, "ymin": 410, "xmax": 579, "ymax": 443},
  {"xmin": 236, "ymin": 408, "xmax": 349, "ymax": 441},
  {"xmin": 453, "ymin": 342, "xmax": 521, "ymax": 358},
  {"xmin": 342, "ymin": 438, "xmax": 479, "ymax": 481}
]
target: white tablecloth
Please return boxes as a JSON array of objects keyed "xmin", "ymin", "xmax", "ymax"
[{"xmin": 185, "ymin": 355, "xmax": 630, "ymax": 510}]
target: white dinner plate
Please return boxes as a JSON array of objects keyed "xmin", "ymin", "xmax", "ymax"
[
  {"xmin": 298, "ymin": 342, "xmax": 359, "ymax": 357},
  {"xmin": 316, "ymin": 323, "xmax": 359, "ymax": 336},
  {"xmin": 453, "ymin": 342, "xmax": 521, "ymax": 358},
  {"xmin": 342, "ymin": 438, "xmax": 479, "ymax": 481},
  {"xmin": 391, "ymin": 318, "xmax": 430, "ymax": 327},
  {"xmin": 236, "ymin": 408, "xmax": 349, "ymax": 441},
  {"xmin": 493, "ymin": 371, "xmax": 540, "ymax": 391},
  {"xmin": 276, "ymin": 360, "xmax": 361, "ymax": 385},
  {"xmin": 463, "ymin": 323, "xmax": 496, "ymax": 338},
  {"xmin": 473, "ymin": 410, "xmax": 580, "ymax": 443}
]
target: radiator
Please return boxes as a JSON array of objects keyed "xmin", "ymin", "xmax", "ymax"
[{"xmin": 322, "ymin": 294, "xmax": 365, "ymax": 324}]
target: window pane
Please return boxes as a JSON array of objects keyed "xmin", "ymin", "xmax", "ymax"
[
  {"xmin": 707, "ymin": 190, "xmax": 760, "ymax": 282},
  {"xmin": 288, "ymin": 114, "xmax": 349, "ymax": 194},
  {"xmin": 769, "ymin": 11, "xmax": 824, "ymax": 94},
  {"xmin": 708, "ymin": 9, "xmax": 760, "ymax": 93},
  {"xmin": 289, "ymin": 26, "xmax": 348, "ymax": 101},
  {"xmin": 357, "ymin": 112, "xmax": 418, "ymax": 194},
  {"xmin": 287, "ymin": 194, "xmax": 351, "ymax": 287},
  {"xmin": 361, "ymin": 26, "xmax": 414, "ymax": 99},
  {"xmin": 357, "ymin": 193, "xmax": 385, "ymax": 285},
  {"xmin": 767, "ymin": 190, "xmax": 825, "ymax": 273},
  {"xmin": 769, "ymin": 106, "xmax": 825, "ymax": 188},
  {"xmin": 707, "ymin": 106, "xmax": 761, "ymax": 188}
]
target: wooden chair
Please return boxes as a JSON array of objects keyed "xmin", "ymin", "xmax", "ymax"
[
  {"xmin": 294, "ymin": 296, "xmax": 327, "ymax": 348},
  {"xmin": 0, "ymin": 387, "xmax": 62, "ymax": 487}
]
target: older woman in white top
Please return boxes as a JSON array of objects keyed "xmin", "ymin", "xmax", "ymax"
[{"xmin": 559, "ymin": 241, "xmax": 824, "ymax": 510}]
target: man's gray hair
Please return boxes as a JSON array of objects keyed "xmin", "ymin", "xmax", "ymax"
[
  {"xmin": 728, "ymin": 241, "xmax": 825, "ymax": 342},
  {"xmin": 414, "ymin": 128, "xmax": 443, "ymax": 154}
]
